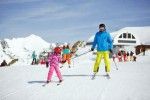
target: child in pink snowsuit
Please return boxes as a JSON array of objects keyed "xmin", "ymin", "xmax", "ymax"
[{"xmin": 47, "ymin": 47, "xmax": 63, "ymax": 83}]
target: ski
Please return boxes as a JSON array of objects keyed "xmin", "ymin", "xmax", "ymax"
[
  {"xmin": 42, "ymin": 81, "xmax": 55, "ymax": 87},
  {"xmin": 91, "ymin": 73, "xmax": 111, "ymax": 80},
  {"xmin": 104, "ymin": 74, "xmax": 111, "ymax": 79},
  {"xmin": 91, "ymin": 73, "xmax": 97, "ymax": 80},
  {"xmin": 57, "ymin": 80, "xmax": 63, "ymax": 86},
  {"xmin": 57, "ymin": 83, "xmax": 61, "ymax": 86},
  {"xmin": 42, "ymin": 82, "xmax": 50, "ymax": 87},
  {"xmin": 42, "ymin": 80, "xmax": 63, "ymax": 87}
]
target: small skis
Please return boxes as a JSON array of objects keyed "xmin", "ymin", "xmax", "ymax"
[
  {"xmin": 42, "ymin": 80, "xmax": 63, "ymax": 87},
  {"xmin": 42, "ymin": 80, "xmax": 62, "ymax": 87},
  {"xmin": 42, "ymin": 82, "xmax": 49, "ymax": 87},
  {"xmin": 91, "ymin": 73, "xmax": 111, "ymax": 80}
]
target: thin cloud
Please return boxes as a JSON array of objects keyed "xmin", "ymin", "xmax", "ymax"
[
  {"xmin": 0, "ymin": 0, "xmax": 41, "ymax": 4},
  {"xmin": 0, "ymin": 0, "xmax": 150, "ymax": 42},
  {"xmin": 0, "ymin": 1, "xmax": 93, "ymax": 24}
]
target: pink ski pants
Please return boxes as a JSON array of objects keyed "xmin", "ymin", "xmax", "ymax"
[{"xmin": 47, "ymin": 65, "xmax": 62, "ymax": 81}]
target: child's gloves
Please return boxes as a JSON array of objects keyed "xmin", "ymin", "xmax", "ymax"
[{"xmin": 61, "ymin": 60, "xmax": 66, "ymax": 64}]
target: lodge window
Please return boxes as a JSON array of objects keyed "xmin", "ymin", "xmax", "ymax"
[
  {"xmin": 128, "ymin": 33, "xmax": 131, "ymax": 39},
  {"xmin": 119, "ymin": 34, "xmax": 122, "ymax": 38},
  {"xmin": 123, "ymin": 33, "xmax": 127, "ymax": 38},
  {"xmin": 132, "ymin": 35, "xmax": 135, "ymax": 39}
]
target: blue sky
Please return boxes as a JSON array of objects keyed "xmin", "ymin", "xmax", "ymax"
[{"xmin": 0, "ymin": 0, "xmax": 150, "ymax": 43}]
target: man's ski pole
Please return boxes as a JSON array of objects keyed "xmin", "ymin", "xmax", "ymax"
[
  {"xmin": 110, "ymin": 50, "xmax": 118, "ymax": 70},
  {"xmin": 113, "ymin": 59, "xmax": 118, "ymax": 70},
  {"xmin": 72, "ymin": 50, "xmax": 91, "ymax": 59}
]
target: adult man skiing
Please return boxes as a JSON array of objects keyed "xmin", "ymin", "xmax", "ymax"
[{"xmin": 91, "ymin": 23, "xmax": 113, "ymax": 79}]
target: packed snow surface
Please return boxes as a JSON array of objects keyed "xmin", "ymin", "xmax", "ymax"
[{"xmin": 0, "ymin": 46, "xmax": 150, "ymax": 100}]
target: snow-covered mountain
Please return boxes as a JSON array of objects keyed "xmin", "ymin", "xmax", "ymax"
[
  {"xmin": 0, "ymin": 43, "xmax": 11, "ymax": 63},
  {"xmin": 88, "ymin": 26, "xmax": 150, "ymax": 45},
  {"xmin": 0, "ymin": 34, "xmax": 50, "ymax": 65}
]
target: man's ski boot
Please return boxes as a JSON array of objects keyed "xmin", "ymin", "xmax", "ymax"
[{"xmin": 106, "ymin": 73, "xmax": 111, "ymax": 79}]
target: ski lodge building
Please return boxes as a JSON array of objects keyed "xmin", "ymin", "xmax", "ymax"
[{"xmin": 87, "ymin": 26, "xmax": 150, "ymax": 55}]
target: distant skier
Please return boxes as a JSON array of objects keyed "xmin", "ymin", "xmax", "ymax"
[
  {"xmin": 62, "ymin": 45, "xmax": 72, "ymax": 68},
  {"xmin": 112, "ymin": 54, "xmax": 116, "ymax": 61},
  {"xmin": 31, "ymin": 51, "xmax": 37, "ymax": 65},
  {"xmin": 133, "ymin": 53, "xmax": 137, "ymax": 62},
  {"xmin": 123, "ymin": 51, "xmax": 127, "ymax": 62},
  {"xmin": 91, "ymin": 23, "xmax": 113, "ymax": 77},
  {"xmin": 142, "ymin": 46, "xmax": 146, "ymax": 56},
  {"xmin": 126, "ymin": 51, "xmax": 129, "ymax": 61},
  {"xmin": 130, "ymin": 51, "xmax": 134, "ymax": 61},
  {"xmin": 118, "ymin": 51, "xmax": 122, "ymax": 62},
  {"xmin": 46, "ymin": 47, "xmax": 63, "ymax": 83},
  {"xmin": 0, "ymin": 60, "xmax": 7, "ymax": 67},
  {"xmin": 46, "ymin": 52, "xmax": 51, "ymax": 67},
  {"xmin": 40, "ymin": 58, "xmax": 46, "ymax": 65}
]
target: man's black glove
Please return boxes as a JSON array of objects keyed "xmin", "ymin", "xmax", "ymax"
[
  {"xmin": 71, "ymin": 51, "xmax": 74, "ymax": 54},
  {"xmin": 91, "ymin": 48, "xmax": 94, "ymax": 51},
  {"xmin": 109, "ymin": 49, "xmax": 113, "ymax": 53}
]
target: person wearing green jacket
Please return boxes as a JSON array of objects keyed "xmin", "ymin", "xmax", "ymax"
[
  {"xmin": 32, "ymin": 51, "xmax": 37, "ymax": 65},
  {"xmin": 62, "ymin": 45, "xmax": 71, "ymax": 68}
]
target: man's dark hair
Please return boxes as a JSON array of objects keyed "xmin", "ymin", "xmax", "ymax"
[{"xmin": 99, "ymin": 24, "xmax": 105, "ymax": 28}]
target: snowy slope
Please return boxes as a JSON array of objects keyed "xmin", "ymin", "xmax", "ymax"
[
  {"xmin": 0, "ymin": 46, "xmax": 150, "ymax": 100},
  {"xmin": 88, "ymin": 26, "xmax": 150, "ymax": 45},
  {"xmin": 0, "ymin": 34, "xmax": 50, "ymax": 65},
  {"xmin": 0, "ymin": 44, "xmax": 11, "ymax": 63}
]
